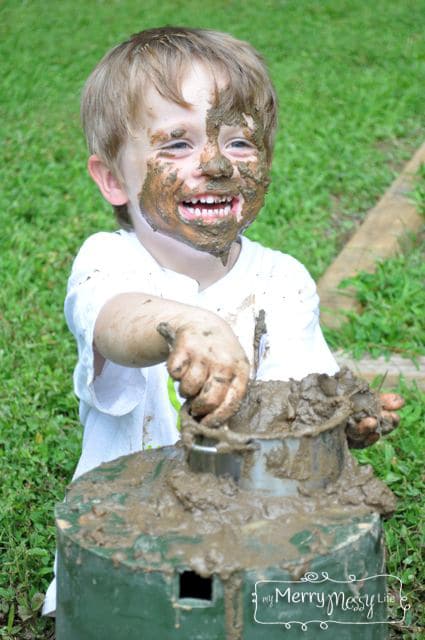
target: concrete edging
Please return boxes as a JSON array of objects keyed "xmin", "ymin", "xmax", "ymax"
[
  {"xmin": 318, "ymin": 141, "xmax": 425, "ymax": 388},
  {"xmin": 318, "ymin": 141, "xmax": 425, "ymax": 329},
  {"xmin": 333, "ymin": 351, "xmax": 425, "ymax": 391}
]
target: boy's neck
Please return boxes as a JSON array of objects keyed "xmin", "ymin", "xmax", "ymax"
[{"xmin": 131, "ymin": 212, "xmax": 241, "ymax": 291}]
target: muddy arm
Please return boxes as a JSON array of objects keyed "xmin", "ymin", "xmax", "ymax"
[
  {"xmin": 94, "ymin": 292, "xmax": 184, "ymax": 368},
  {"xmin": 94, "ymin": 292, "xmax": 250, "ymax": 425}
]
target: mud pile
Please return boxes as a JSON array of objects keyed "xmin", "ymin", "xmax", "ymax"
[
  {"xmin": 181, "ymin": 367, "xmax": 380, "ymax": 446},
  {"xmin": 62, "ymin": 369, "xmax": 395, "ymax": 640},
  {"xmin": 68, "ymin": 369, "xmax": 395, "ymax": 563}
]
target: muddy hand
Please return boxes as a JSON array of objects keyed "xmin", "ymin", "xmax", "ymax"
[
  {"xmin": 157, "ymin": 316, "xmax": 250, "ymax": 427},
  {"xmin": 379, "ymin": 392, "xmax": 404, "ymax": 434},
  {"xmin": 346, "ymin": 392, "xmax": 404, "ymax": 449}
]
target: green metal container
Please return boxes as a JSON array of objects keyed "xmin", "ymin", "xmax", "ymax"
[{"xmin": 56, "ymin": 446, "xmax": 389, "ymax": 640}]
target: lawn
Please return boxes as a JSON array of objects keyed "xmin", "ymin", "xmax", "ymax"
[{"xmin": 1, "ymin": 0, "xmax": 424, "ymax": 638}]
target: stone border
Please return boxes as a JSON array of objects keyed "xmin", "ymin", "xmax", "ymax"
[
  {"xmin": 334, "ymin": 351, "xmax": 425, "ymax": 391},
  {"xmin": 317, "ymin": 141, "xmax": 425, "ymax": 388},
  {"xmin": 318, "ymin": 141, "xmax": 425, "ymax": 328}
]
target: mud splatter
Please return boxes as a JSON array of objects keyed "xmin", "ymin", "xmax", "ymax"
[
  {"xmin": 223, "ymin": 573, "xmax": 243, "ymax": 640},
  {"xmin": 170, "ymin": 128, "xmax": 186, "ymax": 138},
  {"xmin": 253, "ymin": 308, "xmax": 266, "ymax": 375},
  {"xmin": 149, "ymin": 129, "xmax": 170, "ymax": 146}
]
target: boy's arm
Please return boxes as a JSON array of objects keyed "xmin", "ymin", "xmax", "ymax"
[{"xmin": 94, "ymin": 292, "xmax": 250, "ymax": 427}]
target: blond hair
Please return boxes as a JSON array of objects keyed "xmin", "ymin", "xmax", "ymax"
[{"xmin": 81, "ymin": 27, "xmax": 278, "ymax": 227}]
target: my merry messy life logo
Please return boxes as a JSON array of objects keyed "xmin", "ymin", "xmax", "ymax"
[{"xmin": 252, "ymin": 572, "xmax": 409, "ymax": 630}]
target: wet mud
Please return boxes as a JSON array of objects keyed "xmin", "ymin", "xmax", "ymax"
[
  {"xmin": 138, "ymin": 88, "xmax": 270, "ymax": 265},
  {"xmin": 181, "ymin": 367, "xmax": 380, "ymax": 449},
  {"xmin": 62, "ymin": 369, "xmax": 395, "ymax": 559},
  {"xmin": 62, "ymin": 442, "xmax": 394, "ymax": 579},
  {"xmin": 60, "ymin": 368, "xmax": 395, "ymax": 639}
]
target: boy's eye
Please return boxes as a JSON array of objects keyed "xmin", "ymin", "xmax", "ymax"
[
  {"xmin": 162, "ymin": 141, "xmax": 191, "ymax": 151},
  {"xmin": 228, "ymin": 139, "xmax": 255, "ymax": 150}
]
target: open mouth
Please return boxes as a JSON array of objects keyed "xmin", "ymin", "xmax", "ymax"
[{"xmin": 179, "ymin": 194, "xmax": 242, "ymax": 223}]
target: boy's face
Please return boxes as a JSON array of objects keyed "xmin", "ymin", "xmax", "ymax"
[{"xmin": 120, "ymin": 62, "xmax": 270, "ymax": 262}]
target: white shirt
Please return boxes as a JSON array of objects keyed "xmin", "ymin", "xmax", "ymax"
[{"xmin": 64, "ymin": 229, "xmax": 338, "ymax": 479}]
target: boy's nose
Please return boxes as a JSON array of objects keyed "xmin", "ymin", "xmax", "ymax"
[{"xmin": 199, "ymin": 154, "xmax": 234, "ymax": 179}]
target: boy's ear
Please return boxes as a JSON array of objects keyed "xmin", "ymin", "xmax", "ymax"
[{"xmin": 87, "ymin": 155, "xmax": 128, "ymax": 206}]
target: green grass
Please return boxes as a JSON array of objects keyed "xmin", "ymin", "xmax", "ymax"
[
  {"xmin": 324, "ymin": 228, "xmax": 425, "ymax": 360},
  {"xmin": 1, "ymin": 0, "xmax": 424, "ymax": 637},
  {"xmin": 353, "ymin": 378, "xmax": 425, "ymax": 639},
  {"xmin": 324, "ymin": 167, "xmax": 425, "ymax": 361}
]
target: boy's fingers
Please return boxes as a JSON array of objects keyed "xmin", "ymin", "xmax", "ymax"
[
  {"xmin": 352, "ymin": 416, "xmax": 378, "ymax": 435},
  {"xmin": 200, "ymin": 367, "xmax": 249, "ymax": 427},
  {"xmin": 167, "ymin": 350, "xmax": 191, "ymax": 380},
  {"xmin": 346, "ymin": 415, "xmax": 379, "ymax": 448},
  {"xmin": 189, "ymin": 369, "xmax": 234, "ymax": 418},
  {"xmin": 346, "ymin": 416, "xmax": 377, "ymax": 437},
  {"xmin": 381, "ymin": 410, "xmax": 400, "ymax": 434},
  {"xmin": 347, "ymin": 429, "xmax": 380, "ymax": 449},
  {"xmin": 178, "ymin": 360, "xmax": 209, "ymax": 399},
  {"xmin": 363, "ymin": 432, "xmax": 380, "ymax": 447},
  {"xmin": 381, "ymin": 410, "xmax": 400, "ymax": 424},
  {"xmin": 380, "ymin": 392, "xmax": 404, "ymax": 411}
]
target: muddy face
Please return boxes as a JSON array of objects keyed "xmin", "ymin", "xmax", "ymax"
[{"xmin": 138, "ymin": 93, "xmax": 270, "ymax": 262}]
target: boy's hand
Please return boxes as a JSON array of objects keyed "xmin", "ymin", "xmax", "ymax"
[
  {"xmin": 157, "ymin": 317, "xmax": 250, "ymax": 428},
  {"xmin": 346, "ymin": 392, "xmax": 404, "ymax": 448}
]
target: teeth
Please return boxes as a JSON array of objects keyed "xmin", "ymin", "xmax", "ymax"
[
  {"xmin": 181, "ymin": 197, "xmax": 235, "ymax": 218},
  {"xmin": 186, "ymin": 195, "xmax": 234, "ymax": 205},
  {"xmin": 193, "ymin": 205, "xmax": 232, "ymax": 218}
]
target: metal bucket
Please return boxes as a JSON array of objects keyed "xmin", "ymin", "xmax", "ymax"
[{"xmin": 184, "ymin": 393, "xmax": 351, "ymax": 497}]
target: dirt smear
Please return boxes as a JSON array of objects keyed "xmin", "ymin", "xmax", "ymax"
[{"xmin": 137, "ymin": 89, "xmax": 270, "ymax": 265}]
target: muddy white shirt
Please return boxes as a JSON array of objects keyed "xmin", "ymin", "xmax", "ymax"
[{"xmin": 64, "ymin": 229, "xmax": 338, "ymax": 479}]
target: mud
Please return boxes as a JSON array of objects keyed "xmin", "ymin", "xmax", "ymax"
[
  {"xmin": 203, "ymin": 96, "xmax": 271, "ymax": 235},
  {"xmin": 137, "ymin": 88, "xmax": 270, "ymax": 264},
  {"xmin": 139, "ymin": 156, "xmax": 244, "ymax": 263},
  {"xmin": 181, "ymin": 367, "xmax": 380, "ymax": 448},
  {"xmin": 61, "ymin": 440, "xmax": 395, "ymax": 586},
  {"xmin": 60, "ymin": 369, "xmax": 395, "ymax": 639},
  {"xmin": 252, "ymin": 309, "xmax": 267, "ymax": 374},
  {"xmin": 149, "ymin": 129, "xmax": 170, "ymax": 146},
  {"xmin": 170, "ymin": 128, "xmax": 186, "ymax": 138},
  {"xmin": 63, "ymin": 369, "xmax": 395, "ymax": 559},
  {"xmin": 199, "ymin": 153, "xmax": 234, "ymax": 179},
  {"xmin": 223, "ymin": 573, "xmax": 243, "ymax": 640},
  {"xmin": 180, "ymin": 369, "xmax": 396, "ymax": 511},
  {"xmin": 232, "ymin": 367, "xmax": 380, "ymax": 434}
]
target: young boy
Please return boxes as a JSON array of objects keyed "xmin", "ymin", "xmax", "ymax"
[{"xmin": 43, "ymin": 26, "xmax": 402, "ymax": 615}]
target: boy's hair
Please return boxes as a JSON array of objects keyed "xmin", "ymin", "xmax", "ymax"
[{"xmin": 81, "ymin": 26, "xmax": 278, "ymax": 228}]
